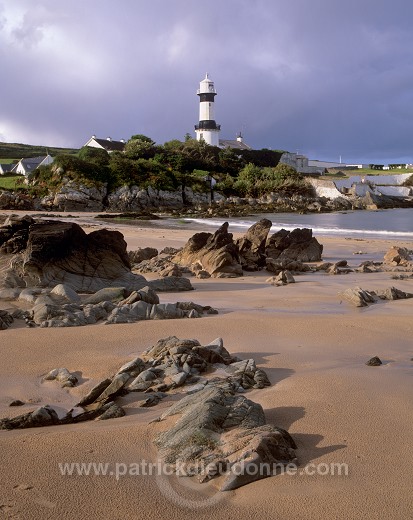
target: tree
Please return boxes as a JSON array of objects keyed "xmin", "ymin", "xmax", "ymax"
[
  {"xmin": 124, "ymin": 136, "xmax": 156, "ymax": 160},
  {"xmin": 129, "ymin": 134, "xmax": 155, "ymax": 144}
]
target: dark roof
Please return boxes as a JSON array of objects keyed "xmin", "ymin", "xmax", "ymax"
[
  {"xmin": 0, "ymin": 163, "xmax": 15, "ymax": 173},
  {"xmin": 20, "ymin": 156, "xmax": 48, "ymax": 171},
  {"xmin": 219, "ymin": 139, "xmax": 252, "ymax": 150},
  {"xmin": 93, "ymin": 138, "xmax": 125, "ymax": 152}
]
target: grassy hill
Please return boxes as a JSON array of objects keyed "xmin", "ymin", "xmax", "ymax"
[{"xmin": 0, "ymin": 141, "xmax": 79, "ymax": 161}]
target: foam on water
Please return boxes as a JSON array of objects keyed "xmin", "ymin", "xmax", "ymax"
[{"xmin": 184, "ymin": 209, "xmax": 413, "ymax": 241}]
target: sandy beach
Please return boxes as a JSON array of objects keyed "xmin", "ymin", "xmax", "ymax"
[{"xmin": 0, "ymin": 213, "xmax": 412, "ymax": 520}]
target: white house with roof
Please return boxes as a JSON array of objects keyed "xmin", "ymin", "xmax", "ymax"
[
  {"xmin": 13, "ymin": 155, "xmax": 54, "ymax": 176},
  {"xmin": 0, "ymin": 163, "xmax": 16, "ymax": 175},
  {"xmin": 84, "ymin": 136, "xmax": 126, "ymax": 152}
]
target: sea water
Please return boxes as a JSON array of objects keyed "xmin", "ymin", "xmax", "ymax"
[{"xmin": 183, "ymin": 208, "xmax": 413, "ymax": 240}]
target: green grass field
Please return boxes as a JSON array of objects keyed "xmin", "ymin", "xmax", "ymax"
[
  {"xmin": 0, "ymin": 158, "xmax": 16, "ymax": 164},
  {"xmin": 0, "ymin": 174, "xmax": 26, "ymax": 190}
]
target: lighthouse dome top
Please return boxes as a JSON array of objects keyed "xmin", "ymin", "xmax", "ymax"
[{"xmin": 197, "ymin": 73, "xmax": 217, "ymax": 94}]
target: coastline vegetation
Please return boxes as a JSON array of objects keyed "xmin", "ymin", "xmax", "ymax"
[
  {"xmin": 28, "ymin": 135, "xmax": 312, "ymax": 198},
  {"xmin": 3, "ymin": 135, "xmax": 412, "ymax": 199}
]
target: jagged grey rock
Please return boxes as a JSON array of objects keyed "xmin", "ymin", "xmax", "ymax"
[
  {"xmin": 340, "ymin": 286, "xmax": 413, "ymax": 307},
  {"xmin": 266, "ymin": 270, "xmax": 295, "ymax": 286},
  {"xmin": 96, "ymin": 402, "xmax": 126, "ymax": 420},
  {"xmin": 94, "ymin": 372, "xmax": 131, "ymax": 402},
  {"xmin": 128, "ymin": 247, "xmax": 158, "ymax": 264},
  {"xmin": 148, "ymin": 277, "xmax": 194, "ymax": 292},
  {"xmin": 0, "ymin": 405, "xmax": 59, "ymax": 430},
  {"xmin": 173, "ymin": 222, "xmax": 243, "ymax": 278},
  {"xmin": 155, "ymin": 386, "xmax": 296, "ymax": 490},
  {"xmin": 366, "ymin": 356, "xmax": 382, "ymax": 366},
  {"xmin": 0, "ymin": 310, "xmax": 13, "ymax": 330},
  {"xmin": 383, "ymin": 246, "xmax": 411, "ymax": 266},
  {"xmin": 43, "ymin": 367, "xmax": 78, "ymax": 388},
  {"xmin": 50, "ymin": 284, "xmax": 81, "ymax": 303},
  {"xmin": 84, "ymin": 287, "xmax": 127, "ymax": 304},
  {"xmin": 265, "ymin": 228, "xmax": 323, "ymax": 262},
  {"xmin": 77, "ymin": 378, "xmax": 112, "ymax": 407}
]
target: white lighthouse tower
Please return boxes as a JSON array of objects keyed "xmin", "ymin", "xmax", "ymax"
[{"xmin": 194, "ymin": 73, "xmax": 220, "ymax": 146}]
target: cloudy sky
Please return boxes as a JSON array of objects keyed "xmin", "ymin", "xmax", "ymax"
[{"xmin": 1, "ymin": 0, "xmax": 413, "ymax": 164}]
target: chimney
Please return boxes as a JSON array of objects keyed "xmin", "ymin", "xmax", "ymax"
[
  {"xmin": 236, "ymin": 132, "xmax": 243, "ymax": 143},
  {"xmin": 107, "ymin": 136, "xmax": 112, "ymax": 141},
  {"xmin": 120, "ymin": 139, "xmax": 125, "ymax": 143},
  {"xmin": 92, "ymin": 135, "xmax": 96, "ymax": 139}
]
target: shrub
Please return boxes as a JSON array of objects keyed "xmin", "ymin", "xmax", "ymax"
[{"xmin": 78, "ymin": 146, "xmax": 110, "ymax": 167}]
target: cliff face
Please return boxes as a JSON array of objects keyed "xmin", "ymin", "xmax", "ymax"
[
  {"xmin": 0, "ymin": 176, "xmax": 412, "ymax": 213},
  {"xmin": 37, "ymin": 182, "xmax": 212, "ymax": 212}
]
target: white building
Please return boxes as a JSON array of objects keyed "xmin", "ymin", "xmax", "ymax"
[
  {"xmin": 219, "ymin": 133, "xmax": 251, "ymax": 151},
  {"xmin": 83, "ymin": 136, "xmax": 126, "ymax": 152},
  {"xmin": 13, "ymin": 155, "xmax": 54, "ymax": 176},
  {"xmin": 280, "ymin": 152, "xmax": 324, "ymax": 174},
  {"xmin": 194, "ymin": 73, "xmax": 221, "ymax": 146}
]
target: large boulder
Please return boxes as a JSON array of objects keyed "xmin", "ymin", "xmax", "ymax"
[
  {"xmin": 235, "ymin": 218, "xmax": 272, "ymax": 270},
  {"xmin": 265, "ymin": 228, "xmax": 323, "ymax": 262},
  {"xmin": 1, "ymin": 220, "xmax": 149, "ymax": 293},
  {"xmin": 173, "ymin": 222, "xmax": 243, "ymax": 278},
  {"xmin": 156, "ymin": 386, "xmax": 296, "ymax": 490}
]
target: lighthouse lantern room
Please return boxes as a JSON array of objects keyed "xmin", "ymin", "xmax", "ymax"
[{"xmin": 194, "ymin": 73, "xmax": 221, "ymax": 146}]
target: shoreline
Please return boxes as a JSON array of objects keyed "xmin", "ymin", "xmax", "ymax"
[
  {"xmin": 0, "ymin": 213, "xmax": 412, "ymax": 519},
  {"xmin": 1, "ymin": 206, "xmax": 413, "ymax": 241}
]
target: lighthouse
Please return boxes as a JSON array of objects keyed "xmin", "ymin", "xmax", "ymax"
[{"xmin": 194, "ymin": 73, "xmax": 221, "ymax": 146}]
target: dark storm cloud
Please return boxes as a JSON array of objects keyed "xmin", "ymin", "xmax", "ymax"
[{"xmin": 1, "ymin": 0, "xmax": 413, "ymax": 163}]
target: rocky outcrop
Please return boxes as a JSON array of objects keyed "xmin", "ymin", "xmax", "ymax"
[
  {"xmin": 0, "ymin": 217, "xmax": 147, "ymax": 292},
  {"xmin": 383, "ymin": 246, "xmax": 412, "ymax": 266},
  {"xmin": 0, "ymin": 214, "xmax": 35, "ymax": 254},
  {"xmin": 265, "ymin": 228, "xmax": 323, "ymax": 263},
  {"xmin": 173, "ymin": 222, "xmax": 243, "ymax": 278},
  {"xmin": 340, "ymin": 286, "xmax": 413, "ymax": 307},
  {"xmin": 0, "ymin": 335, "xmax": 298, "ymax": 489},
  {"xmin": 128, "ymin": 247, "xmax": 158, "ymax": 264},
  {"xmin": 266, "ymin": 270, "xmax": 295, "ymax": 286},
  {"xmin": 0, "ymin": 217, "xmax": 197, "ymax": 295},
  {"xmin": 43, "ymin": 368, "xmax": 78, "ymax": 388},
  {"xmin": 25, "ymin": 285, "xmax": 205, "ymax": 327},
  {"xmin": 235, "ymin": 218, "xmax": 272, "ymax": 270},
  {"xmin": 156, "ymin": 385, "xmax": 296, "ymax": 490},
  {"xmin": 317, "ymin": 260, "xmax": 353, "ymax": 275},
  {"xmin": 106, "ymin": 186, "xmax": 210, "ymax": 212},
  {"xmin": 0, "ymin": 190, "xmax": 34, "ymax": 210},
  {"xmin": 148, "ymin": 277, "xmax": 193, "ymax": 292},
  {"xmin": 21, "ymin": 221, "xmax": 146, "ymax": 292},
  {"xmin": 0, "ymin": 310, "xmax": 13, "ymax": 330},
  {"xmin": 173, "ymin": 222, "xmax": 323, "ymax": 277},
  {"xmin": 43, "ymin": 181, "xmax": 107, "ymax": 211}
]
